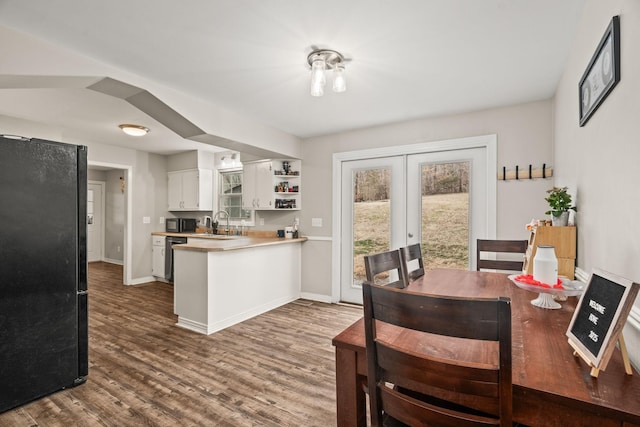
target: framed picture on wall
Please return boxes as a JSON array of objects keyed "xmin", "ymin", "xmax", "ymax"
[{"xmin": 579, "ymin": 15, "xmax": 620, "ymax": 127}]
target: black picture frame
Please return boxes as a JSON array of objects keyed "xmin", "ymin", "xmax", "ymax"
[{"xmin": 579, "ymin": 15, "xmax": 620, "ymax": 127}]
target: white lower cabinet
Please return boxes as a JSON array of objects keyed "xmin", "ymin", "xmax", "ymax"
[{"xmin": 152, "ymin": 236, "xmax": 165, "ymax": 278}]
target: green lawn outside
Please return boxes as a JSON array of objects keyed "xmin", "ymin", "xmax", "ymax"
[{"xmin": 353, "ymin": 193, "xmax": 469, "ymax": 282}]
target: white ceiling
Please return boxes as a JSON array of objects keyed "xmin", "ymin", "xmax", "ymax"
[{"xmin": 0, "ymin": 0, "xmax": 586, "ymax": 155}]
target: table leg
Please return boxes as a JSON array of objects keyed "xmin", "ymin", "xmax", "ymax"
[{"xmin": 335, "ymin": 347, "xmax": 366, "ymax": 427}]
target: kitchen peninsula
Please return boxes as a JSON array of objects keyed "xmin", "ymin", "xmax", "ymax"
[{"xmin": 168, "ymin": 234, "xmax": 306, "ymax": 335}]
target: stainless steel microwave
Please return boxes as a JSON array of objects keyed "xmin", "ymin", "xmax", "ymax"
[{"xmin": 166, "ymin": 218, "xmax": 196, "ymax": 233}]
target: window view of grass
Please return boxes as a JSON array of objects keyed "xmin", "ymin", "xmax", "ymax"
[
  {"xmin": 352, "ymin": 163, "xmax": 469, "ymax": 284},
  {"xmin": 420, "ymin": 192, "xmax": 469, "ymax": 269},
  {"xmin": 353, "ymin": 193, "xmax": 469, "ymax": 282}
]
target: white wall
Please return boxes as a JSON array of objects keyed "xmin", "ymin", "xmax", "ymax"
[
  {"xmin": 554, "ymin": 0, "xmax": 640, "ymax": 367},
  {"xmin": 300, "ymin": 100, "xmax": 555, "ymax": 299}
]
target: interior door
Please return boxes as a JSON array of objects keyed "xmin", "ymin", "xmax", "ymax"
[
  {"xmin": 340, "ymin": 157, "xmax": 404, "ymax": 304},
  {"xmin": 87, "ymin": 182, "xmax": 104, "ymax": 262},
  {"xmin": 406, "ymin": 147, "xmax": 488, "ymax": 271}
]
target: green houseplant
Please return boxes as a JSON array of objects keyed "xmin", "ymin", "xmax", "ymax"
[{"xmin": 545, "ymin": 186, "xmax": 576, "ymax": 226}]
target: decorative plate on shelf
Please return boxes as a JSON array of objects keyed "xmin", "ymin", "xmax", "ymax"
[{"xmin": 508, "ymin": 274, "xmax": 585, "ymax": 297}]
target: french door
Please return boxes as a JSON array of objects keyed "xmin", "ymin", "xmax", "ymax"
[
  {"xmin": 339, "ymin": 157, "xmax": 405, "ymax": 303},
  {"xmin": 406, "ymin": 148, "xmax": 487, "ymax": 271},
  {"xmin": 337, "ymin": 139, "xmax": 493, "ymax": 304}
]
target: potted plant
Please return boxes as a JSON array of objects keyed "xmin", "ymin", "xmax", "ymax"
[{"xmin": 545, "ymin": 186, "xmax": 576, "ymax": 226}]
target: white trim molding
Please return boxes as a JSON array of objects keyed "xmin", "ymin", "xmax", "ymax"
[
  {"xmin": 629, "ymin": 306, "xmax": 640, "ymax": 331},
  {"xmin": 303, "ymin": 235, "xmax": 332, "ymax": 241},
  {"xmin": 574, "ymin": 267, "xmax": 589, "ymax": 283},
  {"xmin": 300, "ymin": 292, "xmax": 333, "ymax": 304}
]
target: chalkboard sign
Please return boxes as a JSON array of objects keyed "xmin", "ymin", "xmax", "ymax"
[{"xmin": 567, "ymin": 269, "xmax": 639, "ymax": 373}]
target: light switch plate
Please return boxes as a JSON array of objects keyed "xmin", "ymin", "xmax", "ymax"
[
  {"xmin": 312, "ymin": 217, "xmax": 322, "ymax": 227},
  {"xmin": 159, "ymin": 216, "xmax": 165, "ymax": 224},
  {"xmin": 143, "ymin": 216, "xmax": 151, "ymax": 224}
]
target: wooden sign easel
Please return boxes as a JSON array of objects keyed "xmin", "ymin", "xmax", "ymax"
[
  {"xmin": 566, "ymin": 268, "xmax": 639, "ymax": 378},
  {"xmin": 569, "ymin": 332, "xmax": 632, "ymax": 377}
]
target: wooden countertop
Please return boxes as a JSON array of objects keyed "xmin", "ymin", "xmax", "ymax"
[{"xmin": 152, "ymin": 231, "xmax": 307, "ymax": 252}]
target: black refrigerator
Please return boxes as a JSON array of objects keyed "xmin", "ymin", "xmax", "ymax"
[{"xmin": 0, "ymin": 135, "xmax": 88, "ymax": 413}]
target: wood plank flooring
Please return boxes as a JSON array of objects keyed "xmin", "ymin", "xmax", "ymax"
[{"xmin": 0, "ymin": 262, "xmax": 363, "ymax": 426}]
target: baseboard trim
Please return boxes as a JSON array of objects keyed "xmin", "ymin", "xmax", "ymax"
[
  {"xmin": 299, "ymin": 292, "xmax": 332, "ymax": 304},
  {"xmin": 574, "ymin": 267, "xmax": 589, "ymax": 283},
  {"xmin": 130, "ymin": 275, "xmax": 156, "ymax": 285},
  {"xmin": 176, "ymin": 318, "xmax": 208, "ymax": 335}
]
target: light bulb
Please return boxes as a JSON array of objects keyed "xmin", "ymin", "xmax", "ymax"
[
  {"xmin": 333, "ymin": 64, "xmax": 346, "ymax": 93},
  {"xmin": 310, "ymin": 58, "xmax": 326, "ymax": 96}
]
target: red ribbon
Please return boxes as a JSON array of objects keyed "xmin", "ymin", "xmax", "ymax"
[{"xmin": 514, "ymin": 274, "xmax": 564, "ymax": 289}]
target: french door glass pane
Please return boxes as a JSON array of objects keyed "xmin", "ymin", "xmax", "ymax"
[
  {"xmin": 353, "ymin": 168, "xmax": 391, "ymax": 285},
  {"xmin": 421, "ymin": 161, "xmax": 470, "ymax": 270}
]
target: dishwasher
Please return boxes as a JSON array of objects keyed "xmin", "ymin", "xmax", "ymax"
[{"xmin": 165, "ymin": 236, "xmax": 187, "ymax": 282}]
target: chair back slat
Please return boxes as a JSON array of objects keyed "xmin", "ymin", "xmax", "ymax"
[
  {"xmin": 476, "ymin": 239, "xmax": 527, "ymax": 273},
  {"xmin": 363, "ymin": 282, "xmax": 512, "ymax": 427},
  {"xmin": 399, "ymin": 243, "xmax": 425, "ymax": 282},
  {"xmin": 364, "ymin": 250, "xmax": 407, "ymax": 288}
]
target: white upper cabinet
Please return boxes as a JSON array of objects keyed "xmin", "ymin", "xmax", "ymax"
[
  {"xmin": 242, "ymin": 159, "xmax": 301, "ymax": 210},
  {"xmin": 168, "ymin": 169, "xmax": 213, "ymax": 211},
  {"xmin": 242, "ymin": 160, "xmax": 273, "ymax": 209}
]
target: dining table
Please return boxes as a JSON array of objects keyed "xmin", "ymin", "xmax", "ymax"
[{"xmin": 332, "ymin": 268, "xmax": 640, "ymax": 427}]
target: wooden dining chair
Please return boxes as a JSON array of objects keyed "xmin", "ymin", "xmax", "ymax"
[
  {"xmin": 476, "ymin": 239, "xmax": 528, "ymax": 273},
  {"xmin": 364, "ymin": 250, "xmax": 407, "ymax": 289},
  {"xmin": 399, "ymin": 243, "xmax": 425, "ymax": 283},
  {"xmin": 362, "ymin": 282, "xmax": 512, "ymax": 426}
]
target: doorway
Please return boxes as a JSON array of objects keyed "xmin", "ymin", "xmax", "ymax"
[
  {"xmin": 333, "ymin": 135, "xmax": 496, "ymax": 304},
  {"xmin": 88, "ymin": 161, "xmax": 133, "ymax": 285}
]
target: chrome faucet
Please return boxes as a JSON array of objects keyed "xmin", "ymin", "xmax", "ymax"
[{"xmin": 213, "ymin": 210, "xmax": 230, "ymax": 235}]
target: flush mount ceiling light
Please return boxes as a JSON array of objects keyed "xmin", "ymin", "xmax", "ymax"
[
  {"xmin": 118, "ymin": 124, "xmax": 149, "ymax": 136},
  {"xmin": 307, "ymin": 48, "xmax": 347, "ymax": 97}
]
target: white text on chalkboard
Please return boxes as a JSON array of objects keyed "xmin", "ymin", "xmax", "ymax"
[
  {"xmin": 588, "ymin": 313, "xmax": 599, "ymax": 324},
  {"xmin": 589, "ymin": 331, "xmax": 599, "ymax": 342},
  {"xmin": 589, "ymin": 299, "xmax": 605, "ymax": 315}
]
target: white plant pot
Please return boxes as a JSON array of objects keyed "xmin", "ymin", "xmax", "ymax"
[{"xmin": 551, "ymin": 211, "xmax": 569, "ymax": 226}]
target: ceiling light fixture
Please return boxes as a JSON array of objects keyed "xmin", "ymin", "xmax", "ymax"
[
  {"xmin": 307, "ymin": 48, "xmax": 347, "ymax": 97},
  {"xmin": 118, "ymin": 124, "xmax": 149, "ymax": 136}
]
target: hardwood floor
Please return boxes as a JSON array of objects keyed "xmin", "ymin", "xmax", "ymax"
[{"xmin": 0, "ymin": 262, "xmax": 363, "ymax": 426}]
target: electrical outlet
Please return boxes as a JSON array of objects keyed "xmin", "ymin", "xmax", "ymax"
[
  {"xmin": 159, "ymin": 216, "xmax": 165, "ymax": 224},
  {"xmin": 260, "ymin": 218, "xmax": 265, "ymax": 226},
  {"xmin": 117, "ymin": 246, "xmax": 121, "ymax": 253}
]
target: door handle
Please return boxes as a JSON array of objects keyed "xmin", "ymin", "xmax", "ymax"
[{"xmin": 408, "ymin": 233, "xmax": 414, "ymax": 238}]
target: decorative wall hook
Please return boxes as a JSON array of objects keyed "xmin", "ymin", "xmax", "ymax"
[{"xmin": 497, "ymin": 164, "xmax": 553, "ymax": 181}]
